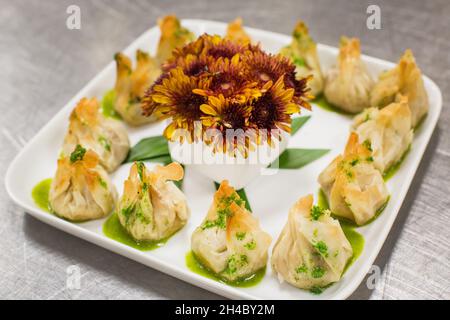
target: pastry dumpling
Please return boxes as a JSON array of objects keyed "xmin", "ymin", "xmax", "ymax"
[
  {"xmin": 318, "ymin": 133, "xmax": 389, "ymax": 225},
  {"xmin": 324, "ymin": 37, "xmax": 374, "ymax": 113},
  {"xmin": 62, "ymin": 98, "xmax": 130, "ymax": 172},
  {"xmin": 352, "ymin": 95, "xmax": 413, "ymax": 174},
  {"xmin": 114, "ymin": 50, "xmax": 161, "ymax": 126},
  {"xmin": 191, "ymin": 181, "xmax": 271, "ymax": 281},
  {"xmin": 155, "ymin": 15, "xmax": 194, "ymax": 65},
  {"xmin": 117, "ymin": 162, "xmax": 189, "ymax": 241},
  {"xmin": 271, "ymin": 195, "xmax": 353, "ymax": 290},
  {"xmin": 280, "ymin": 21, "xmax": 324, "ymax": 96},
  {"xmin": 370, "ymin": 49, "xmax": 429, "ymax": 127},
  {"xmin": 225, "ymin": 18, "xmax": 252, "ymax": 44},
  {"xmin": 49, "ymin": 145, "xmax": 117, "ymax": 221}
]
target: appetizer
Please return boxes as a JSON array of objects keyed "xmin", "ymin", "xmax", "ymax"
[
  {"xmin": 49, "ymin": 145, "xmax": 117, "ymax": 221},
  {"xmin": 370, "ymin": 49, "xmax": 429, "ymax": 127},
  {"xmin": 62, "ymin": 97, "xmax": 130, "ymax": 172},
  {"xmin": 324, "ymin": 37, "xmax": 374, "ymax": 113},
  {"xmin": 114, "ymin": 51, "xmax": 161, "ymax": 126},
  {"xmin": 225, "ymin": 18, "xmax": 252, "ymax": 44},
  {"xmin": 352, "ymin": 95, "xmax": 413, "ymax": 174},
  {"xmin": 280, "ymin": 21, "xmax": 324, "ymax": 96},
  {"xmin": 116, "ymin": 162, "xmax": 189, "ymax": 242},
  {"xmin": 318, "ymin": 133, "xmax": 389, "ymax": 225},
  {"xmin": 271, "ymin": 195, "xmax": 353, "ymax": 290},
  {"xmin": 191, "ymin": 181, "xmax": 271, "ymax": 282},
  {"xmin": 155, "ymin": 15, "xmax": 194, "ymax": 65}
]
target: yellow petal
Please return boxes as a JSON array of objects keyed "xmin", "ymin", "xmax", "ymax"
[
  {"xmin": 200, "ymin": 104, "xmax": 218, "ymax": 116},
  {"xmin": 285, "ymin": 103, "xmax": 300, "ymax": 114}
]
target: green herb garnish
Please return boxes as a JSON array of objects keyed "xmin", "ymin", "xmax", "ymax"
[
  {"xmin": 98, "ymin": 136, "xmax": 111, "ymax": 152},
  {"xmin": 311, "ymin": 266, "xmax": 326, "ymax": 278},
  {"xmin": 363, "ymin": 139, "xmax": 373, "ymax": 152},
  {"xmin": 309, "ymin": 286, "xmax": 324, "ymax": 295},
  {"xmin": 202, "ymin": 193, "xmax": 242, "ymax": 230},
  {"xmin": 244, "ymin": 240, "xmax": 256, "ymax": 250},
  {"xmin": 136, "ymin": 161, "xmax": 145, "ymax": 181},
  {"xmin": 310, "ymin": 205, "xmax": 324, "ymax": 221},
  {"xmin": 70, "ymin": 145, "xmax": 86, "ymax": 163},
  {"xmin": 313, "ymin": 241, "xmax": 329, "ymax": 257},
  {"xmin": 236, "ymin": 232, "xmax": 246, "ymax": 241},
  {"xmin": 98, "ymin": 176, "xmax": 107, "ymax": 189},
  {"xmin": 296, "ymin": 264, "xmax": 308, "ymax": 274}
]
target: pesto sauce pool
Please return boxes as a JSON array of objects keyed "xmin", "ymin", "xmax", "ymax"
[
  {"xmin": 317, "ymin": 189, "xmax": 365, "ymax": 271},
  {"xmin": 312, "ymin": 95, "xmax": 354, "ymax": 116},
  {"xmin": 383, "ymin": 146, "xmax": 411, "ymax": 181},
  {"xmin": 32, "ymin": 178, "xmax": 108, "ymax": 223},
  {"xmin": 185, "ymin": 251, "xmax": 266, "ymax": 288},
  {"xmin": 32, "ymin": 178, "xmax": 52, "ymax": 212},
  {"xmin": 103, "ymin": 212, "xmax": 171, "ymax": 251}
]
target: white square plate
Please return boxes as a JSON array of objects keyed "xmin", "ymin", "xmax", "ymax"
[{"xmin": 5, "ymin": 19, "xmax": 442, "ymax": 300}]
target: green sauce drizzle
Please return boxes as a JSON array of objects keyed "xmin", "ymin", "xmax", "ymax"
[
  {"xmin": 317, "ymin": 189, "xmax": 365, "ymax": 271},
  {"xmin": 413, "ymin": 113, "xmax": 427, "ymax": 133},
  {"xmin": 185, "ymin": 251, "xmax": 266, "ymax": 288},
  {"xmin": 318, "ymin": 189, "xmax": 389, "ymax": 227},
  {"xmin": 383, "ymin": 146, "xmax": 411, "ymax": 181},
  {"xmin": 32, "ymin": 178, "xmax": 52, "ymax": 212},
  {"xmin": 32, "ymin": 178, "xmax": 108, "ymax": 223},
  {"xmin": 103, "ymin": 212, "xmax": 170, "ymax": 251},
  {"xmin": 312, "ymin": 95, "xmax": 353, "ymax": 116},
  {"xmin": 103, "ymin": 213, "xmax": 173, "ymax": 251},
  {"xmin": 341, "ymin": 224, "xmax": 365, "ymax": 273},
  {"xmin": 101, "ymin": 89, "xmax": 121, "ymax": 119}
]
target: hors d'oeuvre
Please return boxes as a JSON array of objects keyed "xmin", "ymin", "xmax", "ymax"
[
  {"xmin": 352, "ymin": 96, "xmax": 413, "ymax": 174},
  {"xmin": 116, "ymin": 162, "xmax": 189, "ymax": 242},
  {"xmin": 191, "ymin": 181, "xmax": 271, "ymax": 282},
  {"xmin": 155, "ymin": 15, "xmax": 194, "ymax": 65},
  {"xmin": 280, "ymin": 21, "xmax": 324, "ymax": 96},
  {"xmin": 225, "ymin": 18, "xmax": 252, "ymax": 44},
  {"xmin": 114, "ymin": 51, "xmax": 161, "ymax": 126},
  {"xmin": 49, "ymin": 145, "xmax": 117, "ymax": 221},
  {"xmin": 370, "ymin": 49, "xmax": 429, "ymax": 127},
  {"xmin": 271, "ymin": 195, "xmax": 353, "ymax": 290},
  {"xmin": 62, "ymin": 98, "xmax": 130, "ymax": 172},
  {"xmin": 318, "ymin": 133, "xmax": 389, "ymax": 226},
  {"xmin": 324, "ymin": 37, "xmax": 374, "ymax": 113}
]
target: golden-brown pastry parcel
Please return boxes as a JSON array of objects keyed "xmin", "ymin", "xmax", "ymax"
[
  {"xmin": 318, "ymin": 133, "xmax": 389, "ymax": 225},
  {"xmin": 191, "ymin": 181, "xmax": 271, "ymax": 281},
  {"xmin": 272, "ymin": 195, "xmax": 353, "ymax": 290}
]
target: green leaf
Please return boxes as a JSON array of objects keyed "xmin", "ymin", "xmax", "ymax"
[
  {"xmin": 126, "ymin": 135, "xmax": 170, "ymax": 162},
  {"xmin": 270, "ymin": 148, "xmax": 329, "ymax": 169},
  {"xmin": 236, "ymin": 189, "xmax": 252, "ymax": 212},
  {"xmin": 145, "ymin": 154, "xmax": 173, "ymax": 164},
  {"xmin": 101, "ymin": 89, "xmax": 121, "ymax": 119},
  {"xmin": 214, "ymin": 182, "xmax": 252, "ymax": 212},
  {"xmin": 124, "ymin": 135, "xmax": 185, "ymax": 190},
  {"xmin": 291, "ymin": 116, "xmax": 311, "ymax": 136},
  {"xmin": 174, "ymin": 164, "xmax": 185, "ymax": 190}
]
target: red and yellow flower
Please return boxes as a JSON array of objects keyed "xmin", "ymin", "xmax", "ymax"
[{"xmin": 142, "ymin": 34, "xmax": 311, "ymax": 156}]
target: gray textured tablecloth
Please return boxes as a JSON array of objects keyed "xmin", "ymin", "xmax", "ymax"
[{"xmin": 1, "ymin": 0, "xmax": 449, "ymax": 300}]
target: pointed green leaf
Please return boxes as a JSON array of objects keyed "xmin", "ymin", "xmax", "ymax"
[
  {"xmin": 291, "ymin": 116, "xmax": 311, "ymax": 136},
  {"xmin": 126, "ymin": 135, "xmax": 170, "ymax": 162},
  {"xmin": 270, "ymin": 148, "xmax": 329, "ymax": 169}
]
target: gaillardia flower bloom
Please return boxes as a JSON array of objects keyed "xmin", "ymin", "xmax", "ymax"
[
  {"xmin": 142, "ymin": 34, "xmax": 311, "ymax": 156},
  {"xmin": 250, "ymin": 76, "xmax": 299, "ymax": 144}
]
